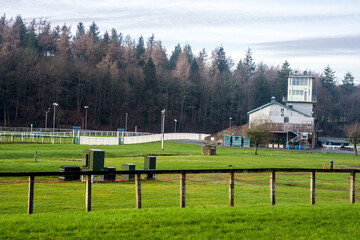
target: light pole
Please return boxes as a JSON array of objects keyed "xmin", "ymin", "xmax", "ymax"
[
  {"xmin": 174, "ymin": 119, "xmax": 177, "ymax": 133},
  {"xmin": 161, "ymin": 109, "xmax": 166, "ymax": 150},
  {"xmin": 229, "ymin": 117, "xmax": 232, "ymax": 128},
  {"xmin": 81, "ymin": 116, "xmax": 85, "ymax": 130},
  {"xmin": 44, "ymin": 108, "xmax": 50, "ymax": 132},
  {"xmin": 125, "ymin": 113, "xmax": 128, "ymax": 132},
  {"xmin": 52, "ymin": 103, "xmax": 58, "ymax": 133},
  {"xmin": 84, "ymin": 106, "xmax": 89, "ymax": 130}
]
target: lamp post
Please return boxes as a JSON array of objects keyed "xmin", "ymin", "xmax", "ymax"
[
  {"xmin": 84, "ymin": 106, "xmax": 89, "ymax": 130},
  {"xmin": 229, "ymin": 117, "xmax": 232, "ymax": 128},
  {"xmin": 161, "ymin": 109, "xmax": 166, "ymax": 150},
  {"xmin": 52, "ymin": 103, "xmax": 58, "ymax": 133},
  {"xmin": 125, "ymin": 113, "xmax": 128, "ymax": 132},
  {"xmin": 44, "ymin": 108, "xmax": 50, "ymax": 132},
  {"xmin": 174, "ymin": 119, "xmax": 177, "ymax": 133},
  {"xmin": 80, "ymin": 116, "xmax": 85, "ymax": 130}
]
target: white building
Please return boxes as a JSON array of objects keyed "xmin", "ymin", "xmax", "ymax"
[
  {"xmin": 247, "ymin": 71, "xmax": 316, "ymax": 144},
  {"xmin": 286, "ymin": 71, "xmax": 316, "ymax": 116},
  {"xmin": 248, "ymin": 97, "xmax": 314, "ymax": 133}
]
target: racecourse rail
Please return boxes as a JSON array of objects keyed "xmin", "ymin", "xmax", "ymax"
[
  {"xmin": 0, "ymin": 131, "xmax": 209, "ymax": 145},
  {"xmin": 0, "ymin": 168, "xmax": 359, "ymax": 214}
]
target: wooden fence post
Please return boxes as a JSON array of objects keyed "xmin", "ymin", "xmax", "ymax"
[
  {"xmin": 310, "ymin": 172, "xmax": 315, "ymax": 205},
  {"xmin": 229, "ymin": 172, "xmax": 234, "ymax": 206},
  {"xmin": 27, "ymin": 176, "xmax": 35, "ymax": 214},
  {"xmin": 350, "ymin": 172, "xmax": 355, "ymax": 204},
  {"xmin": 135, "ymin": 173, "xmax": 141, "ymax": 209},
  {"xmin": 85, "ymin": 175, "xmax": 91, "ymax": 212},
  {"xmin": 180, "ymin": 173, "xmax": 186, "ymax": 208},
  {"xmin": 270, "ymin": 171, "xmax": 275, "ymax": 205}
]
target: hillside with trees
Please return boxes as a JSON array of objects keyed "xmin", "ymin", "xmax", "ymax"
[{"xmin": 0, "ymin": 16, "xmax": 359, "ymax": 135}]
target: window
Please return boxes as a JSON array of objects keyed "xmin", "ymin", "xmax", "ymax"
[{"xmin": 284, "ymin": 117, "xmax": 289, "ymax": 123}]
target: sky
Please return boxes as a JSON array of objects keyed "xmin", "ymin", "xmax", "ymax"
[{"xmin": 2, "ymin": 0, "xmax": 360, "ymax": 83}]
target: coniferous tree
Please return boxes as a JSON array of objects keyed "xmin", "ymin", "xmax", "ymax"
[
  {"xmin": 243, "ymin": 48, "xmax": 256, "ymax": 80},
  {"xmin": 253, "ymin": 65, "xmax": 270, "ymax": 108},
  {"xmin": 169, "ymin": 44, "xmax": 181, "ymax": 70},
  {"xmin": 136, "ymin": 35, "xmax": 145, "ymax": 61},
  {"xmin": 273, "ymin": 60, "xmax": 290, "ymax": 102},
  {"xmin": 320, "ymin": 65, "xmax": 336, "ymax": 87},
  {"xmin": 89, "ymin": 21, "xmax": 100, "ymax": 42},
  {"xmin": 341, "ymin": 71, "xmax": 354, "ymax": 92}
]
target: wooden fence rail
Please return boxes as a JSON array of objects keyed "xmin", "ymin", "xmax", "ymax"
[{"xmin": 0, "ymin": 168, "xmax": 358, "ymax": 214}]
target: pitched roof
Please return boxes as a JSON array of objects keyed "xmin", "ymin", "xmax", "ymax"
[{"xmin": 247, "ymin": 101, "xmax": 311, "ymax": 117}]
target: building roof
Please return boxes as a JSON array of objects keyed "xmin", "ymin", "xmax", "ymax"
[{"xmin": 247, "ymin": 100, "xmax": 312, "ymax": 118}]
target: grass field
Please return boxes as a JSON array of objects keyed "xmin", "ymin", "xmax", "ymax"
[
  {"xmin": 1, "ymin": 142, "xmax": 360, "ymax": 239},
  {"xmin": 1, "ymin": 205, "xmax": 360, "ymax": 239}
]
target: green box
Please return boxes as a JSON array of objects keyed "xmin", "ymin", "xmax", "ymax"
[
  {"xmin": 122, "ymin": 163, "xmax": 135, "ymax": 180},
  {"xmin": 144, "ymin": 156, "xmax": 156, "ymax": 169},
  {"xmin": 82, "ymin": 149, "xmax": 105, "ymax": 171}
]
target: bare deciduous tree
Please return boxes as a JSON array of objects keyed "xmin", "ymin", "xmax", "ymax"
[
  {"xmin": 347, "ymin": 122, "xmax": 360, "ymax": 156},
  {"xmin": 246, "ymin": 120, "xmax": 272, "ymax": 155}
]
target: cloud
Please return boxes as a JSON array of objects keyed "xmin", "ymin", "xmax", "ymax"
[{"xmin": 256, "ymin": 35, "xmax": 360, "ymax": 56}]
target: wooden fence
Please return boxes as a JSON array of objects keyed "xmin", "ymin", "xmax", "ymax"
[{"xmin": 0, "ymin": 168, "xmax": 358, "ymax": 214}]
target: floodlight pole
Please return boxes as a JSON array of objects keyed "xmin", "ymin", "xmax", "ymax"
[
  {"xmin": 174, "ymin": 119, "xmax": 177, "ymax": 133},
  {"xmin": 52, "ymin": 103, "xmax": 58, "ymax": 133},
  {"xmin": 229, "ymin": 117, "xmax": 232, "ymax": 128},
  {"xmin": 161, "ymin": 109, "xmax": 166, "ymax": 150},
  {"xmin": 81, "ymin": 116, "xmax": 85, "ymax": 130},
  {"xmin": 44, "ymin": 108, "xmax": 50, "ymax": 132},
  {"xmin": 84, "ymin": 106, "xmax": 89, "ymax": 130},
  {"xmin": 125, "ymin": 112, "xmax": 128, "ymax": 132}
]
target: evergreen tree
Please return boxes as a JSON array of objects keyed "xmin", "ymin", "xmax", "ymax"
[
  {"xmin": 183, "ymin": 44, "xmax": 193, "ymax": 63},
  {"xmin": 135, "ymin": 35, "xmax": 145, "ymax": 64},
  {"xmin": 320, "ymin": 65, "xmax": 336, "ymax": 87},
  {"xmin": 89, "ymin": 21, "xmax": 100, "ymax": 42},
  {"xmin": 23, "ymin": 19, "xmax": 38, "ymax": 49},
  {"xmin": 76, "ymin": 22, "xmax": 85, "ymax": 39},
  {"xmin": 14, "ymin": 15, "xmax": 26, "ymax": 44},
  {"xmin": 169, "ymin": 44, "xmax": 181, "ymax": 69},
  {"xmin": 253, "ymin": 65, "xmax": 270, "ymax": 108},
  {"xmin": 215, "ymin": 46, "xmax": 229, "ymax": 73},
  {"xmin": 273, "ymin": 60, "xmax": 291, "ymax": 102},
  {"xmin": 341, "ymin": 71, "xmax": 354, "ymax": 92},
  {"xmin": 243, "ymin": 48, "xmax": 256, "ymax": 80}
]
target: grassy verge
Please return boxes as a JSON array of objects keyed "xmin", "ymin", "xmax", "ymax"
[{"xmin": 1, "ymin": 205, "xmax": 360, "ymax": 239}]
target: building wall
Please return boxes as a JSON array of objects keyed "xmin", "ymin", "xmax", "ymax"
[
  {"xmin": 249, "ymin": 103, "xmax": 313, "ymax": 126},
  {"xmin": 287, "ymin": 75, "xmax": 314, "ymax": 102},
  {"xmin": 290, "ymin": 102, "xmax": 313, "ymax": 117}
]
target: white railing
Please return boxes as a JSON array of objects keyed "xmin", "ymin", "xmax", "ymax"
[{"xmin": 80, "ymin": 133, "xmax": 210, "ymax": 145}]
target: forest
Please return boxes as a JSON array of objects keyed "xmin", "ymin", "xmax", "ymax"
[{"xmin": 0, "ymin": 15, "xmax": 359, "ymax": 135}]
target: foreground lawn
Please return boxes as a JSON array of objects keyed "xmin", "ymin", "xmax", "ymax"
[
  {"xmin": 1, "ymin": 204, "xmax": 360, "ymax": 239},
  {"xmin": 0, "ymin": 142, "xmax": 359, "ymax": 172}
]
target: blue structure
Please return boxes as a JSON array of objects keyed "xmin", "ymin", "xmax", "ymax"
[
  {"xmin": 243, "ymin": 136, "xmax": 250, "ymax": 147},
  {"xmin": 224, "ymin": 135, "xmax": 231, "ymax": 146},
  {"xmin": 232, "ymin": 135, "xmax": 242, "ymax": 147}
]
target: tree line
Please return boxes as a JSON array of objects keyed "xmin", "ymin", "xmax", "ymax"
[{"xmin": 0, "ymin": 16, "xmax": 359, "ymax": 135}]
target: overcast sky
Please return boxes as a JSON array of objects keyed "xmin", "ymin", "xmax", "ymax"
[{"xmin": 2, "ymin": 0, "xmax": 360, "ymax": 83}]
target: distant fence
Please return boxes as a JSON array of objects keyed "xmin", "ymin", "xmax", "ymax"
[
  {"xmin": 80, "ymin": 133, "xmax": 210, "ymax": 145},
  {"xmin": 0, "ymin": 132, "xmax": 74, "ymax": 144},
  {"xmin": 0, "ymin": 168, "xmax": 359, "ymax": 215},
  {"xmin": 0, "ymin": 131, "xmax": 209, "ymax": 145}
]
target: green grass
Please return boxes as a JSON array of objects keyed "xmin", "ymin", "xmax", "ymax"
[
  {"xmin": 1, "ymin": 141, "xmax": 359, "ymax": 172},
  {"xmin": 1, "ymin": 205, "xmax": 360, "ymax": 239},
  {"xmin": 1, "ymin": 142, "xmax": 360, "ymax": 239}
]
